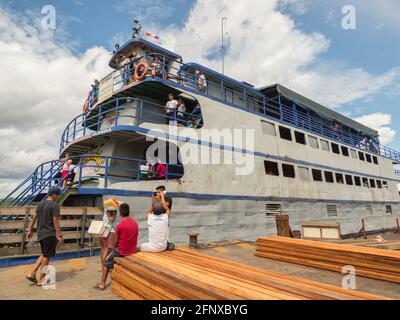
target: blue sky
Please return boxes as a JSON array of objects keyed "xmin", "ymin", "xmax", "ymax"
[
  {"xmin": 5, "ymin": 0, "xmax": 399, "ymax": 147},
  {"xmin": 0, "ymin": 0, "xmax": 399, "ymax": 196}
]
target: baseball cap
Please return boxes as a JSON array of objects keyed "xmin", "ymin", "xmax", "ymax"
[{"xmin": 48, "ymin": 187, "xmax": 61, "ymax": 196}]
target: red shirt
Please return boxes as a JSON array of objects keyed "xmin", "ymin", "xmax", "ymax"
[{"xmin": 115, "ymin": 217, "xmax": 138, "ymax": 256}]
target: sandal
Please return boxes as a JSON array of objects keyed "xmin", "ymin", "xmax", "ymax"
[
  {"xmin": 25, "ymin": 276, "xmax": 37, "ymax": 284},
  {"xmin": 93, "ymin": 284, "xmax": 106, "ymax": 291}
]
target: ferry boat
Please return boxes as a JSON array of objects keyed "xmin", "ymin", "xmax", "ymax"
[{"xmin": 2, "ymin": 23, "xmax": 400, "ymax": 244}]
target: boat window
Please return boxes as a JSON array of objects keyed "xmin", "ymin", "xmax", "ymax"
[
  {"xmin": 308, "ymin": 136, "xmax": 319, "ymax": 149},
  {"xmin": 298, "ymin": 167, "xmax": 309, "ymax": 181},
  {"xmin": 312, "ymin": 169, "xmax": 323, "ymax": 182},
  {"xmin": 320, "ymin": 139, "xmax": 330, "ymax": 151},
  {"xmin": 335, "ymin": 173, "xmax": 344, "ymax": 184},
  {"xmin": 369, "ymin": 179, "xmax": 376, "ymax": 188},
  {"xmin": 261, "ymin": 121, "xmax": 276, "ymax": 136},
  {"xmin": 354, "ymin": 176, "xmax": 362, "ymax": 186},
  {"xmin": 377, "ymin": 180, "xmax": 382, "ymax": 189},
  {"xmin": 386, "ymin": 205, "xmax": 392, "ymax": 215},
  {"xmin": 266, "ymin": 204, "xmax": 282, "ymax": 216},
  {"xmin": 331, "ymin": 143, "xmax": 340, "ymax": 155},
  {"xmin": 359, "ymin": 152, "xmax": 365, "ymax": 161},
  {"xmin": 362, "ymin": 178, "xmax": 369, "ymax": 187},
  {"xmin": 345, "ymin": 175, "xmax": 353, "ymax": 185},
  {"xmin": 341, "ymin": 146, "xmax": 349, "ymax": 157},
  {"xmin": 282, "ymin": 164, "xmax": 295, "ymax": 178},
  {"xmin": 279, "ymin": 126, "xmax": 292, "ymax": 141},
  {"xmin": 324, "ymin": 171, "xmax": 334, "ymax": 183},
  {"xmin": 365, "ymin": 154, "xmax": 372, "ymax": 163},
  {"xmin": 350, "ymin": 149, "xmax": 358, "ymax": 159},
  {"xmin": 327, "ymin": 205, "xmax": 338, "ymax": 217},
  {"xmin": 366, "ymin": 205, "xmax": 373, "ymax": 215},
  {"xmin": 264, "ymin": 161, "xmax": 279, "ymax": 176},
  {"xmin": 372, "ymin": 156, "xmax": 378, "ymax": 165},
  {"xmin": 382, "ymin": 181, "xmax": 388, "ymax": 189},
  {"xmin": 294, "ymin": 131, "xmax": 306, "ymax": 145}
]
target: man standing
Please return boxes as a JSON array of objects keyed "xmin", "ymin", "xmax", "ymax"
[
  {"xmin": 164, "ymin": 93, "xmax": 178, "ymax": 125},
  {"xmin": 26, "ymin": 187, "xmax": 63, "ymax": 286},
  {"xmin": 94, "ymin": 203, "xmax": 138, "ymax": 290}
]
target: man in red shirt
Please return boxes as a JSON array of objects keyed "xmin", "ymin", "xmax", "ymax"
[{"xmin": 94, "ymin": 203, "xmax": 138, "ymax": 290}]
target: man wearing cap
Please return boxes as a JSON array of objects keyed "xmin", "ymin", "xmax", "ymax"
[{"xmin": 26, "ymin": 187, "xmax": 63, "ymax": 286}]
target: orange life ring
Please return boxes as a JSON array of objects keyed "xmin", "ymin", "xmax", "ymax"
[{"xmin": 134, "ymin": 61, "xmax": 149, "ymax": 81}]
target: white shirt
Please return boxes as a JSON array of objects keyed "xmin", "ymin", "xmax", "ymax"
[
  {"xmin": 198, "ymin": 74, "xmax": 207, "ymax": 87},
  {"xmin": 147, "ymin": 213, "xmax": 169, "ymax": 251},
  {"xmin": 165, "ymin": 99, "xmax": 178, "ymax": 112}
]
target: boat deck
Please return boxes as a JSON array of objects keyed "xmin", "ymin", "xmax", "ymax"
[{"xmin": 1, "ymin": 240, "xmax": 399, "ymax": 300}]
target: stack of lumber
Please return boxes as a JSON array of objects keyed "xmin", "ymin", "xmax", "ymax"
[
  {"xmin": 111, "ymin": 248, "xmax": 389, "ymax": 300},
  {"xmin": 256, "ymin": 236, "xmax": 400, "ymax": 283}
]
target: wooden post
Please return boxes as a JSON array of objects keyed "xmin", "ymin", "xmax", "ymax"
[
  {"xmin": 20, "ymin": 207, "xmax": 31, "ymax": 255},
  {"xmin": 187, "ymin": 232, "xmax": 199, "ymax": 248},
  {"xmin": 395, "ymin": 218, "xmax": 400, "ymax": 234},
  {"xmin": 275, "ymin": 215, "xmax": 291, "ymax": 238}
]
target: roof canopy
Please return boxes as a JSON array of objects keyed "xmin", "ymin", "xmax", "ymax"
[
  {"xmin": 259, "ymin": 84, "xmax": 378, "ymax": 137},
  {"xmin": 109, "ymin": 38, "xmax": 182, "ymax": 69}
]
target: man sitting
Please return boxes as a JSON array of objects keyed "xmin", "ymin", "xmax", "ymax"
[
  {"xmin": 94, "ymin": 203, "xmax": 138, "ymax": 291},
  {"xmin": 140, "ymin": 190, "xmax": 170, "ymax": 253}
]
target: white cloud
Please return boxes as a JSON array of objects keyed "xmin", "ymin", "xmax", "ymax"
[
  {"xmin": 0, "ymin": 8, "xmax": 111, "ymax": 197},
  {"xmin": 355, "ymin": 113, "xmax": 396, "ymax": 144},
  {"xmin": 158, "ymin": 0, "xmax": 398, "ymax": 143}
]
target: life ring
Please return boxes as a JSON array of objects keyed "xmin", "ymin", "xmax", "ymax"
[{"xmin": 134, "ymin": 61, "xmax": 149, "ymax": 81}]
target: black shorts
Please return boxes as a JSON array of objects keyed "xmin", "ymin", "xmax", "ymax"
[
  {"xmin": 39, "ymin": 236, "xmax": 58, "ymax": 258},
  {"xmin": 104, "ymin": 249, "xmax": 123, "ymax": 270}
]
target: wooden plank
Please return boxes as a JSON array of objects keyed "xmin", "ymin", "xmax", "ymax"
[
  {"xmin": 0, "ymin": 220, "xmax": 25, "ymax": 230},
  {"xmin": 0, "ymin": 207, "xmax": 27, "ymax": 216},
  {"xmin": 255, "ymin": 236, "xmax": 400, "ymax": 284},
  {"xmin": 0, "ymin": 233, "xmax": 23, "ymax": 244},
  {"xmin": 111, "ymin": 248, "xmax": 390, "ymax": 301}
]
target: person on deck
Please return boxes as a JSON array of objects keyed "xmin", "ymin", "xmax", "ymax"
[
  {"xmin": 26, "ymin": 187, "xmax": 63, "ymax": 286},
  {"xmin": 196, "ymin": 71, "xmax": 207, "ymax": 93},
  {"xmin": 140, "ymin": 190, "xmax": 171, "ymax": 253},
  {"xmin": 150, "ymin": 55, "xmax": 165, "ymax": 79},
  {"xmin": 155, "ymin": 159, "xmax": 167, "ymax": 180},
  {"xmin": 164, "ymin": 93, "xmax": 178, "ymax": 125},
  {"xmin": 176, "ymin": 98, "xmax": 187, "ymax": 127},
  {"xmin": 61, "ymin": 159, "xmax": 72, "ymax": 189},
  {"xmin": 94, "ymin": 203, "xmax": 138, "ymax": 291}
]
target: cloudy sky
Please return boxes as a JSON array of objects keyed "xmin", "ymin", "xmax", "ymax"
[{"xmin": 0, "ymin": 0, "xmax": 400, "ymax": 197}]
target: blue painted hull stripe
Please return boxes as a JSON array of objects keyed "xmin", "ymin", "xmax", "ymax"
[
  {"xmin": 0, "ymin": 249, "xmax": 100, "ymax": 269},
  {"xmin": 77, "ymin": 188, "xmax": 400, "ymax": 205}
]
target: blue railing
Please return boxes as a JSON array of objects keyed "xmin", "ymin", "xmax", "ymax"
[
  {"xmin": 0, "ymin": 155, "xmax": 183, "ymax": 207},
  {"xmin": 60, "ymin": 97, "xmax": 202, "ymax": 153},
  {"xmin": 81, "ymin": 52, "xmax": 400, "ymax": 163},
  {"xmin": 76, "ymin": 155, "xmax": 183, "ymax": 189}
]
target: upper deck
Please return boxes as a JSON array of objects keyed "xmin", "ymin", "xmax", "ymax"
[{"xmin": 75, "ymin": 38, "xmax": 400, "ymax": 163}]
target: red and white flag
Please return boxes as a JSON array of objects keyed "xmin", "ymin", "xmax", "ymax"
[{"xmin": 145, "ymin": 32, "xmax": 160, "ymax": 40}]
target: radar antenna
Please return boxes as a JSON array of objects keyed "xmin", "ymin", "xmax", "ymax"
[{"xmin": 132, "ymin": 19, "xmax": 142, "ymax": 39}]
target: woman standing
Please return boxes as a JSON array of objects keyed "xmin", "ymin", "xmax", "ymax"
[
  {"xmin": 61, "ymin": 159, "xmax": 72, "ymax": 189},
  {"xmin": 97, "ymin": 198, "xmax": 120, "ymax": 289}
]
